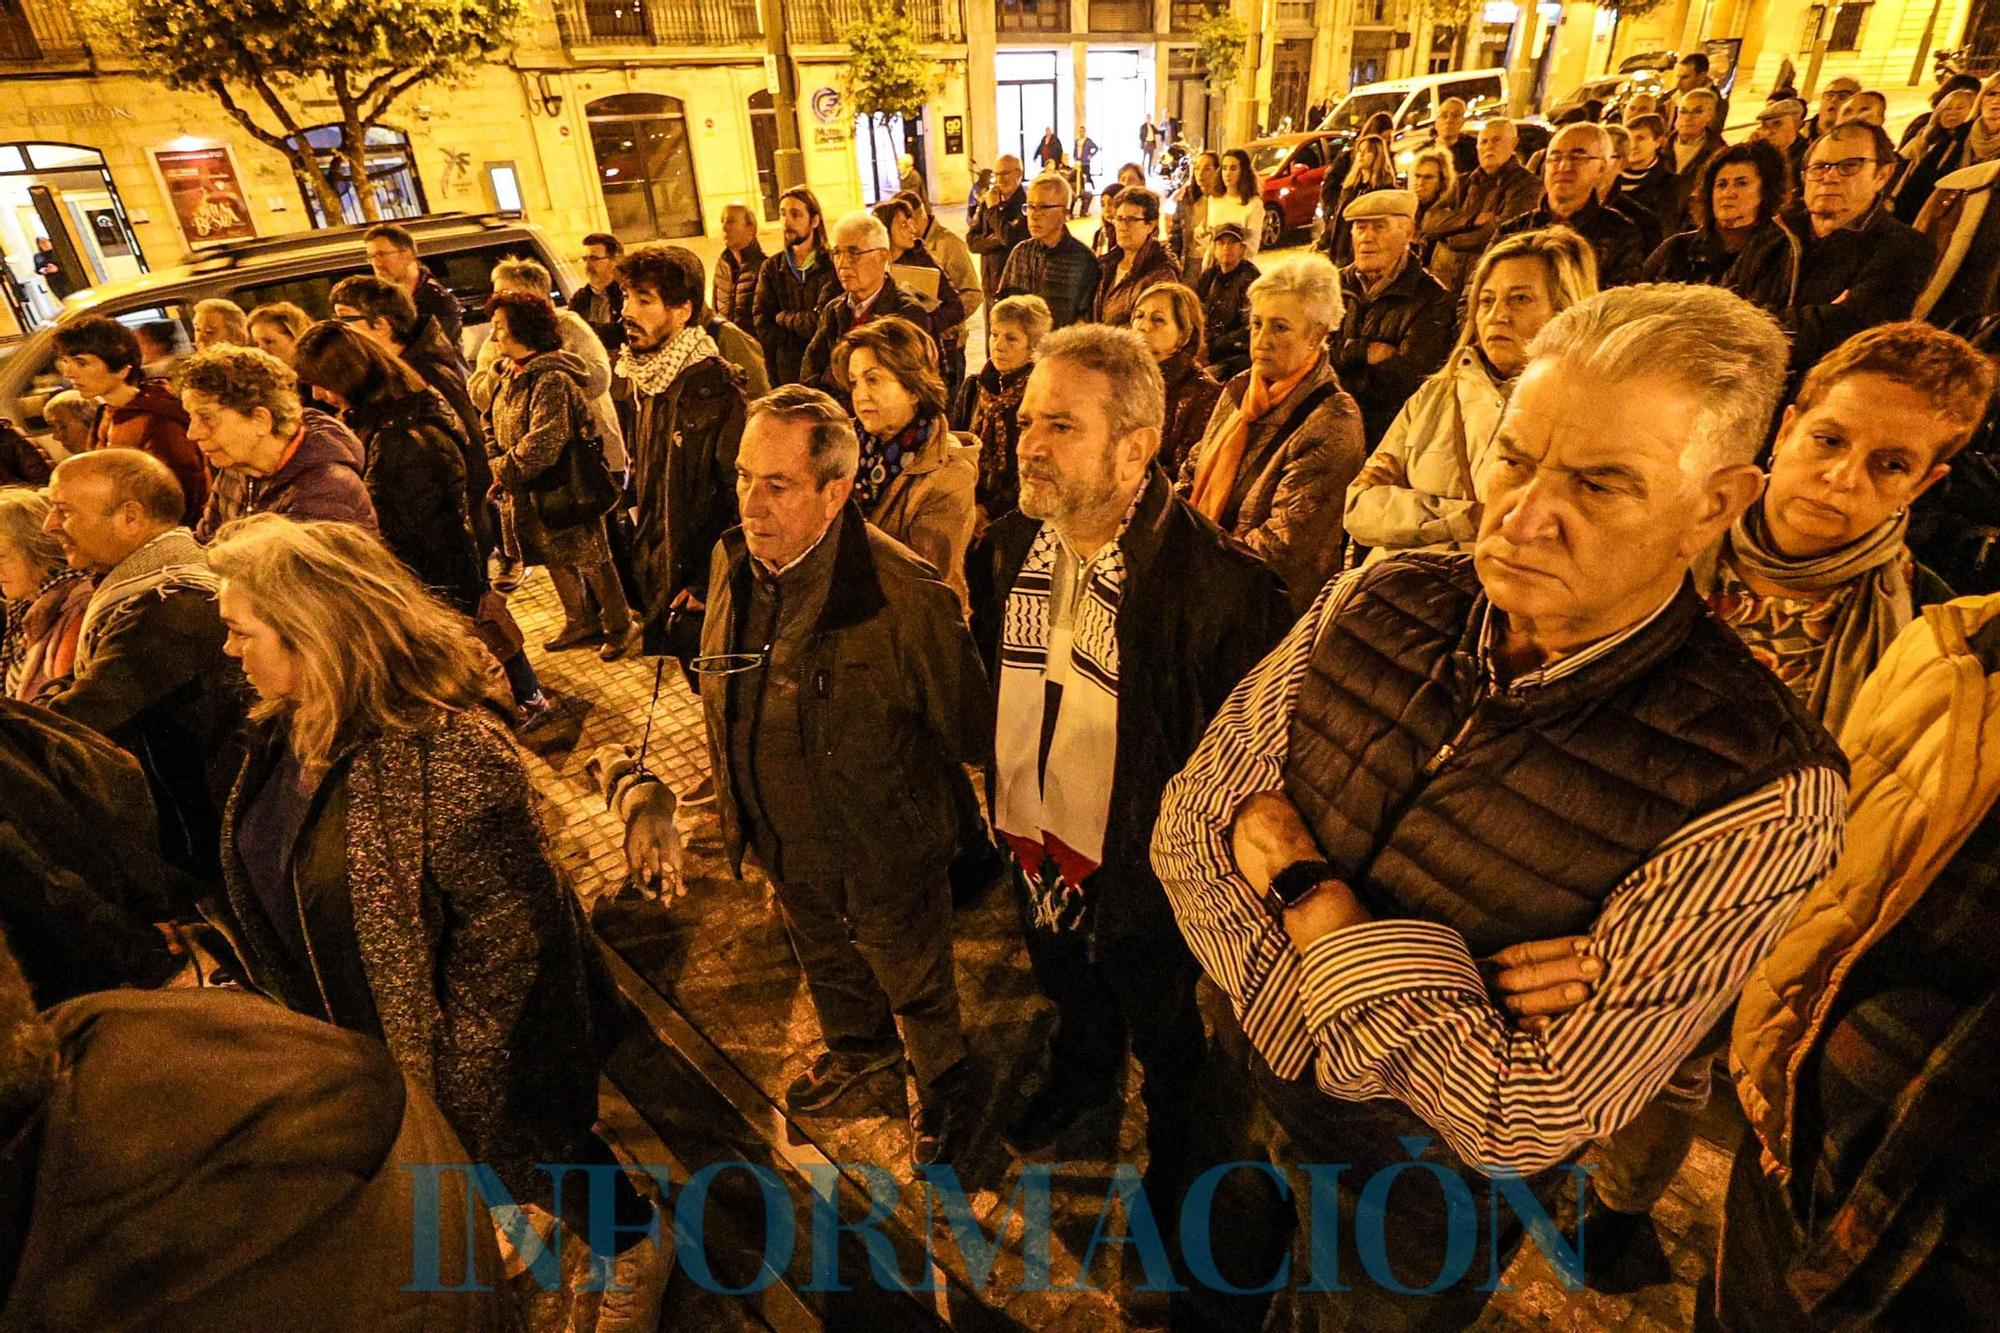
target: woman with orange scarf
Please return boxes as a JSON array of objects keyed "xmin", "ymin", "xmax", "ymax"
[{"xmin": 1180, "ymin": 252, "xmax": 1366, "ymax": 612}]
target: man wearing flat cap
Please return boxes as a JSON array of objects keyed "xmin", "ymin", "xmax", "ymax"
[
  {"xmin": 1756, "ymin": 97, "xmax": 1809, "ymax": 190},
  {"xmin": 1497, "ymin": 121, "xmax": 1649, "ymax": 287},
  {"xmin": 1334, "ymin": 188, "xmax": 1455, "ymax": 449},
  {"xmin": 1196, "ymin": 220, "xmax": 1260, "ymax": 382}
]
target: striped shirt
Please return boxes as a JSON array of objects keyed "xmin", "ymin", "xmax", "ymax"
[{"xmin": 1151, "ymin": 572, "xmax": 1848, "ymax": 1174}]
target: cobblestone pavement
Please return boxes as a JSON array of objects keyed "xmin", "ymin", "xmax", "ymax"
[{"xmin": 508, "ymin": 559, "xmax": 1732, "ymax": 1330}]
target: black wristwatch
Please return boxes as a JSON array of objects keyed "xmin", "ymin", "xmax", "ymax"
[{"xmin": 1265, "ymin": 858, "xmax": 1339, "ymax": 918}]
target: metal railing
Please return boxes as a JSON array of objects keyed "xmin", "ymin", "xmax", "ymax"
[
  {"xmin": 1088, "ymin": 0, "xmax": 1150, "ymax": 29},
  {"xmin": 1169, "ymin": 0, "xmax": 1221, "ymax": 29},
  {"xmin": 997, "ymin": 0, "xmax": 1069, "ymax": 34},
  {"xmin": 0, "ymin": 0, "xmax": 88, "ymax": 63},
  {"xmin": 793, "ymin": 0, "xmax": 966, "ymax": 43},
  {"xmin": 1274, "ymin": 0, "xmax": 1315, "ymax": 22},
  {"xmin": 551, "ymin": 0, "xmax": 763, "ymax": 46}
]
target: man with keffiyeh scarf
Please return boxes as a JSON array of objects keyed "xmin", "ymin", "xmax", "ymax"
[
  {"xmin": 615, "ymin": 245, "xmax": 749, "ymax": 657},
  {"xmin": 970, "ymin": 325, "xmax": 1291, "ymax": 1287}
]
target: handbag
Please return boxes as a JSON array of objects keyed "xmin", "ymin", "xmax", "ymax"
[{"xmin": 525, "ymin": 383, "xmax": 619, "ymax": 530}]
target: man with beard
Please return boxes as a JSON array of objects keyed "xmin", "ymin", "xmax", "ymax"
[
  {"xmin": 617, "ymin": 245, "xmax": 749, "ymax": 669},
  {"xmin": 753, "ymin": 187, "xmax": 841, "ymax": 387}
]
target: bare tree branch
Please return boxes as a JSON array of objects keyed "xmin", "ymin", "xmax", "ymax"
[
  {"xmin": 207, "ymin": 78, "xmax": 292, "ymax": 154},
  {"xmin": 361, "ymin": 69, "xmax": 432, "ymax": 126}
]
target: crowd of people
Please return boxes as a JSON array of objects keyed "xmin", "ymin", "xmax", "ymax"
[{"xmin": 5, "ymin": 60, "xmax": 2000, "ymax": 1332}]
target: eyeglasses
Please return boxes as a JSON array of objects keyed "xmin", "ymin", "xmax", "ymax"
[
  {"xmin": 1544, "ymin": 151, "xmax": 1603, "ymax": 166},
  {"xmin": 1113, "ymin": 214, "xmax": 1151, "ymax": 226},
  {"xmin": 686, "ymin": 649, "xmax": 769, "ymax": 678},
  {"xmin": 828, "ymin": 246, "xmax": 885, "ymax": 263},
  {"xmin": 1803, "ymin": 156, "xmax": 1879, "ymax": 179},
  {"xmin": 336, "ymin": 314, "xmax": 370, "ymax": 324},
  {"xmin": 1026, "ymin": 203, "xmax": 1066, "ymax": 213}
]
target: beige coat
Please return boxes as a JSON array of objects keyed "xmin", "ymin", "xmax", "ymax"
[
  {"xmin": 1344, "ymin": 346, "xmax": 1505, "ymax": 563},
  {"xmin": 869, "ymin": 413, "xmax": 979, "ymax": 616}
]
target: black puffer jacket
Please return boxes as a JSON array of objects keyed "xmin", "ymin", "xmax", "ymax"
[
  {"xmin": 1196, "ymin": 259, "xmax": 1259, "ymax": 382},
  {"xmin": 1335, "ymin": 257, "xmax": 1458, "ymax": 447},
  {"xmin": 753, "ymin": 249, "xmax": 841, "ymax": 387},
  {"xmin": 343, "ymin": 387, "xmax": 485, "ymax": 614}
]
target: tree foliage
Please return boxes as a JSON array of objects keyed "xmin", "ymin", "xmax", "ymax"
[
  {"xmin": 75, "ymin": 0, "xmax": 524, "ymax": 223},
  {"xmin": 840, "ymin": 2, "xmax": 937, "ymax": 121},
  {"xmin": 1194, "ymin": 12, "xmax": 1251, "ymax": 100}
]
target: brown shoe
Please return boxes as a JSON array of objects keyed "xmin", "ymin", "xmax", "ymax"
[
  {"xmin": 542, "ymin": 622, "xmax": 603, "ymax": 652},
  {"xmin": 598, "ymin": 623, "xmax": 642, "ymax": 662}
]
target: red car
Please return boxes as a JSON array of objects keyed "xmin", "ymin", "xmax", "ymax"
[{"xmin": 1248, "ymin": 130, "xmax": 1354, "ymax": 249}]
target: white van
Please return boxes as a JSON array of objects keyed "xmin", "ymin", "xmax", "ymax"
[{"xmin": 1318, "ymin": 68, "xmax": 1510, "ymax": 157}]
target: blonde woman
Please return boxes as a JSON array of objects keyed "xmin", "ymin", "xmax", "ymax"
[
  {"xmin": 1324, "ymin": 135, "xmax": 1398, "ymax": 265},
  {"xmin": 0, "ymin": 487, "xmax": 90, "ymax": 700},
  {"xmin": 1345, "ymin": 227, "xmax": 1598, "ymax": 563},
  {"xmin": 245, "ymin": 302, "xmax": 312, "ymax": 366},
  {"xmin": 205, "ymin": 513, "xmax": 671, "ymax": 1328}
]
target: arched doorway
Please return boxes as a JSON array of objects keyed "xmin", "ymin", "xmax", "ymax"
[
  {"xmin": 287, "ymin": 125, "xmax": 428, "ymax": 227},
  {"xmin": 586, "ymin": 93, "xmax": 703, "ymax": 241},
  {"xmin": 748, "ymin": 90, "xmax": 779, "ymax": 222}
]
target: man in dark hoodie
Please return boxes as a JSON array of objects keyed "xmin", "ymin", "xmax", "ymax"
[
  {"xmin": 0, "ymin": 934, "xmax": 507, "ymax": 1331},
  {"xmin": 40, "ymin": 449, "xmax": 247, "ymax": 898},
  {"xmin": 54, "ymin": 315, "xmax": 207, "ymax": 526},
  {"xmin": 178, "ymin": 345, "xmax": 376, "ymax": 540},
  {"xmin": 364, "ymin": 221, "xmax": 465, "ymax": 360}
]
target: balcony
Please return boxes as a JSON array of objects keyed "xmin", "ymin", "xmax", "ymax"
[
  {"xmin": 793, "ymin": 0, "xmax": 967, "ymax": 42},
  {"xmin": 551, "ymin": 0, "xmax": 762, "ymax": 46},
  {"xmin": 1088, "ymin": 0, "xmax": 1150, "ymax": 28},
  {"xmin": 0, "ymin": 0, "xmax": 88, "ymax": 64},
  {"xmin": 1170, "ymin": 0, "xmax": 1222, "ymax": 29},
  {"xmin": 1274, "ymin": 0, "xmax": 1316, "ymax": 21},
  {"xmin": 997, "ymin": 0, "xmax": 1069, "ymax": 33}
]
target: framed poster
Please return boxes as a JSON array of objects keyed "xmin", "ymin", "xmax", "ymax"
[{"xmin": 153, "ymin": 145, "xmax": 256, "ymax": 246}]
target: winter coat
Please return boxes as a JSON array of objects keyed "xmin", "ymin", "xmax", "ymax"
[
  {"xmin": 1177, "ymin": 356, "xmax": 1367, "ymax": 614},
  {"xmin": 951, "ymin": 359, "xmax": 1030, "ymax": 517},
  {"xmin": 966, "ymin": 185, "xmax": 1031, "ymax": 297},
  {"xmin": 1667, "ymin": 128, "xmax": 1729, "ymax": 230},
  {"xmin": 799, "ymin": 276, "xmax": 933, "ymax": 389},
  {"xmin": 489, "ymin": 350, "xmax": 611, "ymax": 568},
  {"xmin": 753, "ymin": 248, "xmax": 841, "ymax": 387},
  {"xmin": 1159, "ymin": 345, "xmax": 1225, "ymax": 478},
  {"xmin": 410, "ymin": 267, "xmax": 465, "ymax": 359},
  {"xmin": 715, "ymin": 239, "xmax": 766, "ymax": 328},
  {"xmin": 1496, "ymin": 194, "xmax": 1650, "ymax": 287},
  {"xmin": 1196, "ymin": 258, "xmax": 1259, "ymax": 382},
  {"xmin": 213, "ymin": 707, "xmax": 613, "ymax": 1208},
  {"xmin": 1913, "ymin": 157, "xmax": 2000, "ymax": 327},
  {"xmin": 1343, "ymin": 345, "xmax": 1506, "ymax": 561},
  {"xmin": 972, "ymin": 467, "xmax": 1293, "ymax": 943},
  {"xmin": 343, "ymin": 388, "xmax": 484, "ymax": 614},
  {"xmin": 1783, "ymin": 201, "xmax": 1937, "ymax": 372},
  {"xmin": 924, "ymin": 218, "xmax": 984, "ymax": 322},
  {"xmin": 1093, "ymin": 237, "xmax": 1182, "ymax": 329},
  {"xmin": 0, "ymin": 987, "xmax": 506, "ymax": 1331},
  {"xmin": 997, "ymin": 231, "xmax": 1102, "ymax": 330},
  {"xmin": 4, "ymin": 571, "xmax": 90, "ymax": 702},
  {"xmin": 1335, "ymin": 257, "xmax": 1458, "ymax": 447},
  {"xmin": 0, "ymin": 699, "xmax": 180, "ymax": 1007},
  {"xmin": 92, "ymin": 380, "xmax": 207, "ymax": 527},
  {"xmin": 1730, "ymin": 595, "xmax": 2000, "ymax": 1320},
  {"xmin": 470, "ymin": 307, "xmax": 624, "ymax": 473},
  {"xmin": 1642, "ymin": 218, "xmax": 1802, "ymax": 315},
  {"xmin": 702, "ymin": 504, "xmax": 993, "ymax": 881},
  {"xmin": 628, "ymin": 355, "xmax": 747, "ymax": 640},
  {"xmin": 866, "ymin": 413, "xmax": 979, "ymax": 615},
  {"xmin": 1614, "ymin": 157, "xmax": 1682, "ymax": 234},
  {"xmin": 1893, "ymin": 119, "xmax": 1971, "ymax": 223},
  {"xmin": 1420, "ymin": 159, "xmax": 1542, "ymax": 294},
  {"xmin": 707, "ymin": 315, "xmax": 771, "ymax": 400},
  {"xmin": 196, "ymin": 409, "xmax": 376, "ymax": 541}
]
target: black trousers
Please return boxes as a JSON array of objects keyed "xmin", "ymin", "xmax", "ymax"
[
  {"xmin": 1022, "ymin": 916, "xmax": 1209, "ymax": 1223},
  {"xmin": 774, "ymin": 865, "xmax": 968, "ymax": 1099}
]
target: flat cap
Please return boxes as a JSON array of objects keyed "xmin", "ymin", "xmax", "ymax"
[
  {"xmin": 1758, "ymin": 98, "xmax": 1807, "ymax": 121},
  {"xmin": 1343, "ymin": 188, "xmax": 1418, "ymax": 221}
]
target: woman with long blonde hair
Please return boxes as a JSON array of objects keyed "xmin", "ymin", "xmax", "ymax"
[{"xmin": 206, "ymin": 513, "xmax": 672, "ymax": 1328}]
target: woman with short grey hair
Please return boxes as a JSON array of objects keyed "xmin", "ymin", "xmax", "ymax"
[
  {"xmin": 952, "ymin": 294, "xmax": 1052, "ymax": 523},
  {"xmin": 1181, "ymin": 252, "xmax": 1364, "ymax": 611},
  {"xmin": 0, "ymin": 487, "xmax": 91, "ymax": 700}
]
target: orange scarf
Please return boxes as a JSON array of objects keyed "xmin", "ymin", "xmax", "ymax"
[{"xmin": 1189, "ymin": 357, "xmax": 1320, "ymax": 522}]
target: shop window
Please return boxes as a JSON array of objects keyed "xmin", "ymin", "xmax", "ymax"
[
  {"xmin": 288, "ymin": 125, "xmax": 428, "ymax": 228},
  {"xmin": 585, "ymin": 93, "xmax": 704, "ymax": 242},
  {"xmin": 749, "ymin": 90, "xmax": 780, "ymax": 222}
]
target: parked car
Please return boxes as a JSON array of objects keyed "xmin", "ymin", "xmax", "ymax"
[
  {"xmin": 1544, "ymin": 70, "xmax": 1668, "ymax": 125},
  {"xmin": 1319, "ymin": 69, "xmax": 1510, "ymax": 165},
  {"xmin": 1247, "ymin": 130, "xmax": 1354, "ymax": 249},
  {"xmin": 3, "ymin": 213, "xmax": 573, "ymax": 437},
  {"xmin": 1390, "ymin": 116, "xmax": 1555, "ymax": 182}
]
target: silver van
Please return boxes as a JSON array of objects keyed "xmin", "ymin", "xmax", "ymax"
[
  {"xmin": 3, "ymin": 213, "xmax": 574, "ymax": 434},
  {"xmin": 1319, "ymin": 68, "xmax": 1510, "ymax": 160}
]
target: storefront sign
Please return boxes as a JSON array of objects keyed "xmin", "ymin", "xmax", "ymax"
[
  {"xmin": 153, "ymin": 146, "xmax": 256, "ymax": 245},
  {"xmin": 25, "ymin": 105, "xmax": 136, "ymax": 128},
  {"xmin": 812, "ymin": 125, "xmax": 851, "ymax": 149},
  {"xmin": 942, "ymin": 115, "xmax": 964, "ymax": 156},
  {"xmin": 810, "ymin": 87, "xmax": 843, "ymax": 124}
]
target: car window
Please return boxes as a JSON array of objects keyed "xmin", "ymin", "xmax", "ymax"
[
  {"xmin": 1251, "ymin": 142, "xmax": 1296, "ymax": 177},
  {"xmin": 1325, "ymin": 90, "xmax": 1404, "ymax": 133},
  {"xmin": 231, "ymin": 268, "xmax": 368, "ymax": 321},
  {"xmin": 1450, "ymin": 77, "xmax": 1506, "ymax": 117},
  {"xmin": 1291, "ymin": 140, "xmax": 1325, "ymax": 171},
  {"xmin": 1401, "ymin": 88, "xmax": 1432, "ymax": 126},
  {"xmin": 430, "ymin": 242, "xmax": 554, "ymax": 327}
]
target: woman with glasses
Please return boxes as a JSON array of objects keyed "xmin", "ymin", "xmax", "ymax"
[
  {"xmin": 1206, "ymin": 148, "xmax": 1268, "ymax": 257},
  {"xmin": 1408, "ymin": 147, "xmax": 1457, "ymax": 265},
  {"xmin": 1643, "ymin": 139, "xmax": 1800, "ymax": 314},
  {"xmin": 1093, "ymin": 186, "xmax": 1181, "ymax": 328},
  {"xmin": 831, "ymin": 315, "xmax": 978, "ymax": 613}
]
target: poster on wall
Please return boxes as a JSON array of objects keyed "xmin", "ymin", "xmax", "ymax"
[{"xmin": 153, "ymin": 146, "xmax": 256, "ymax": 246}]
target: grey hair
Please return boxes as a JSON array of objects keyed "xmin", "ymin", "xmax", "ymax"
[
  {"xmin": 745, "ymin": 384, "xmax": 861, "ymax": 486},
  {"xmin": 192, "ymin": 298, "xmax": 249, "ymax": 342},
  {"xmin": 1551, "ymin": 121, "xmax": 1610, "ymax": 157},
  {"xmin": 721, "ymin": 201, "xmax": 759, "ymax": 230},
  {"xmin": 491, "ymin": 257, "xmax": 553, "ymax": 293},
  {"xmin": 830, "ymin": 210, "xmax": 890, "ymax": 251},
  {"xmin": 1036, "ymin": 324, "xmax": 1166, "ymax": 454},
  {"xmin": 0, "ymin": 486, "xmax": 63, "ymax": 574},
  {"xmin": 1027, "ymin": 172, "xmax": 1073, "ymax": 206},
  {"xmin": 1480, "ymin": 116, "xmax": 1518, "ymax": 141},
  {"xmin": 42, "ymin": 389, "xmax": 91, "ymax": 430},
  {"xmin": 990, "ymin": 294, "xmax": 1054, "ymax": 347},
  {"xmin": 1247, "ymin": 252, "xmax": 1342, "ymax": 334},
  {"xmin": 1682, "ymin": 87, "xmax": 1720, "ymax": 112},
  {"xmin": 1524, "ymin": 283, "xmax": 1788, "ymax": 473}
]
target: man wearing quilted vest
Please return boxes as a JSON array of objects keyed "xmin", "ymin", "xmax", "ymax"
[{"xmin": 1153, "ymin": 284, "xmax": 1850, "ymax": 1327}]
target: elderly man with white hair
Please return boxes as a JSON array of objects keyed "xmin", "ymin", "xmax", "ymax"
[
  {"xmin": 996, "ymin": 172, "xmax": 1101, "ymax": 330},
  {"xmin": 1153, "ymin": 284, "xmax": 1848, "ymax": 1326},
  {"xmin": 1496, "ymin": 121, "xmax": 1648, "ymax": 286},
  {"xmin": 799, "ymin": 210, "xmax": 932, "ymax": 389},
  {"xmin": 1178, "ymin": 252, "xmax": 1365, "ymax": 612}
]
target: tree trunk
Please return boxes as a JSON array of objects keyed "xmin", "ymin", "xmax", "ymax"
[
  {"xmin": 333, "ymin": 72, "xmax": 379, "ymax": 223},
  {"xmin": 294, "ymin": 150, "xmax": 348, "ymax": 223}
]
